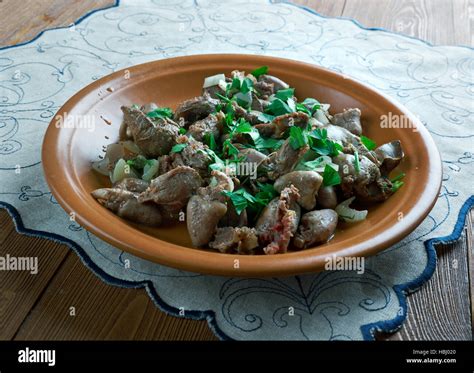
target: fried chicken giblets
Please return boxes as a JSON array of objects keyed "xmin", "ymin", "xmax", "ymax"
[{"xmin": 92, "ymin": 66, "xmax": 406, "ymax": 255}]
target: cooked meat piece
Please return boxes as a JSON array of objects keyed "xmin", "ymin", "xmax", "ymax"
[
  {"xmin": 317, "ymin": 186, "xmax": 338, "ymax": 209},
  {"xmin": 325, "ymin": 124, "xmax": 361, "ymax": 148},
  {"xmin": 274, "ymin": 170, "xmax": 323, "ymax": 210},
  {"xmin": 237, "ymin": 147, "xmax": 268, "ymax": 166},
  {"xmin": 331, "ymin": 108, "xmax": 362, "ymax": 136},
  {"xmin": 171, "ymin": 136, "xmax": 212, "ymax": 178},
  {"xmin": 333, "ymin": 153, "xmax": 393, "ymax": 202},
  {"xmin": 373, "ymin": 140, "xmax": 404, "ymax": 176},
  {"xmin": 113, "ymin": 178, "xmax": 149, "ymax": 193},
  {"xmin": 121, "ymin": 105, "xmax": 179, "ymax": 157},
  {"xmin": 231, "ymin": 101, "xmax": 261, "ymax": 125},
  {"xmin": 354, "ymin": 177, "xmax": 394, "ymax": 202},
  {"xmin": 173, "ymin": 94, "xmax": 219, "ymax": 127},
  {"xmin": 186, "ymin": 194, "xmax": 227, "ymax": 247},
  {"xmin": 255, "ymin": 112, "xmax": 309, "ymax": 138},
  {"xmin": 250, "ymin": 94, "xmax": 269, "ymax": 112},
  {"xmin": 293, "ymin": 210, "xmax": 338, "ymax": 249},
  {"xmin": 186, "ymin": 170, "xmax": 234, "ymax": 247},
  {"xmin": 256, "ymin": 186, "xmax": 301, "ymax": 254},
  {"xmin": 333, "ymin": 153, "xmax": 379, "ymax": 194},
  {"xmin": 209, "ymin": 226, "xmax": 259, "ymax": 254},
  {"xmin": 187, "ymin": 112, "xmax": 224, "ymax": 142},
  {"xmin": 260, "ymin": 74, "xmax": 290, "ymax": 92},
  {"xmin": 156, "ymin": 154, "xmax": 174, "ymax": 176},
  {"xmin": 253, "ymin": 80, "xmax": 273, "ymax": 99},
  {"xmin": 254, "ymin": 74, "xmax": 290, "ymax": 98},
  {"xmin": 138, "ymin": 166, "xmax": 203, "ymax": 209},
  {"xmin": 264, "ymin": 138, "xmax": 309, "ymax": 180},
  {"xmin": 324, "ymin": 124, "xmax": 378, "ymax": 164},
  {"xmin": 91, "ymin": 188, "xmax": 162, "ymax": 226}
]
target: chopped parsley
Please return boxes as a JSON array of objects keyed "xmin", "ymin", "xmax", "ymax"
[
  {"xmin": 254, "ymin": 137, "xmax": 284, "ymax": 152},
  {"xmin": 222, "ymin": 189, "xmax": 258, "ymax": 215},
  {"xmin": 126, "ymin": 155, "xmax": 149, "ymax": 170},
  {"xmin": 146, "ymin": 107, "xmax": 173, "ymax": 119},
  {"xmin": 322, "ymin": 164, "xmax": 341, "ymax": 187},
  {"xmin": 360, "ymin": 135, "xmax": 377, "ymax": 150},
  {"xmin": 275, "ymin": 88, "xmax": 295, "ymax": 101},
  {"xmin": 390, "ymin": 173, "xmax": 406, "ymax": 192},
  {"xmin": 289, "ymin": 126, "xmax": 308, "ymax": 150},
  {"xmin": 265, "ymin": 98, "xmax": 293, "ymax": 116},
  {"xmin": 250, "ymin": 66, "xmax": 268, "ymax": 79},
  {"xmin": 170, "ymin": 143, "xmax": 188, "ymax": 153},
  {"xmin": 390, "ymin": 172, "xmax": 406, "ymax": 183},
  {"xmin": 308, "ymin": 128, "xmax": 342, "ymax": 156},
  {"xmin": 353, "ymin": 151, "xmax": 360, "ymax": 173},
  {"xmin": 204, "ymin": 132, "xmax": 217, "ymax": 151}
]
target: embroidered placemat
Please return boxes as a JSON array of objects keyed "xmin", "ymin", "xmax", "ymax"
[{"xmin": 0, "ymin": 0, "xmax": 472, "ymax": 340}]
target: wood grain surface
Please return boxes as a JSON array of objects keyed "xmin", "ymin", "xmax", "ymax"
[{"xmin": 0, "ymin": 0, "xmax": 472, "ymax": 341}]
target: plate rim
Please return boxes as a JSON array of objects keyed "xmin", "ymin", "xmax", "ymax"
[{"xmin": 42, "ymin": 53, "xmax": 442, "ymax": 277}]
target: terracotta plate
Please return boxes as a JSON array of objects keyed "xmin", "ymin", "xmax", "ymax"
[{"xmin": 42, "ymin": 54, "xmax": 442, "ymax": 277}]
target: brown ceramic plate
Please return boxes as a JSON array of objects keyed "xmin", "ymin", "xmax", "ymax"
[{"xmin": 42, "ymin": 54, "xmax": 442, "ymax": 277}]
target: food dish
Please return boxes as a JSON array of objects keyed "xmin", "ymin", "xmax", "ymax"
[
  {"xmin": 91, "ymin": 67, "xmax": 406, "ymax": 256},
  {"xmin": 42, "ymin": 54, "xmax": 442, "ymax": 276}
]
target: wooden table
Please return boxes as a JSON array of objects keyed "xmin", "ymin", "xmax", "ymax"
[{"xmin": 0, "ymin": 0, "xmax": 472, "ymax": 341}]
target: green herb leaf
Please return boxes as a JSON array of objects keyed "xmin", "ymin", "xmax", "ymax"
[
  {"xmin": 275, "ymin": 88, "xmax": 295, "ymax": 101},
  {"xmin": 146, "ymin": 107, "xmax": 173, "ymax": 119},
  {"xmin": 289, "ymin": 126, "xmax": 307, "ymax": 150},
  {"xmin": 322, "ymin": 164, "xmax": 341, "ymax": 187},
  {"xmin": 308, "ymin": 129, "xmax": 341, "ymax": 157},
  {"xmin": 253, "ymin": 111, "xmax": 275, "ymax": 123},
  {"xmin": 353, "ymin": 151, "xmax": 360, "ymax": 173},
  {"xmin": 222, "ymin": 189, "xmax": 258, "ymax": 215},
  {"xmin": 301, "ymin": 98, "xmax": 321, "ymax": 114},
  {"xmin": 204, "ymin": 132, "xmax": 217, "ymax": 151},
  {"xmin": 171, "ymin": 143, "xmax": 188, "ymax": 153},
  {"xmin": 254, "ymin": 182, "xmax": 278, "ymax": 205},
  {"xmin": 126, "ymin": 155, "xmax": 148, "ymax": 170},
  {"xmin": 310, "ymin": 128, "xmax": 327, "ymax": 140},
  {"xmin": 234, "ymin": 119, "xmax": 260, "ymax": 141},
  {"xmin": 223, "ymin": 139, "xmax": 240, "ymax": 158},
  {"xmin": 251, "ymin": 66, "xmax": 269, "ymax": 79},
  {"xmin": 390, "ymin": 172, "xmax": 406, "ymax": 183},
  {"xmin": 392, "ymin": 180, "xmax": 404, "ymax": 192},
  {"xmin": 295, "ymin": 103, "xmax": 311, "ymax": 115},
  {"xmin": 254, "ymin": 137, "xmax": 284, "ymax": 152},
  {"xmin": 240, "ymin": 77, "xmax": 254, "ymax": 94},
  {"xmin": 216, "ymin": 92, "xmax": 232, "ymax": 103},
  {"xmin": 287, "ymin": 97, "xmax": 296, "ymax": 112},
  {"xmin": 265, "ymin": 98, "xmax": 293, "ymax": 116},
  {"xmin": 360, "ymin": 135, "xmax": 377, "ymax": 151},
  {"xmin": 179, "ymin": 127, "xmax": 187, "ymax": 135}
]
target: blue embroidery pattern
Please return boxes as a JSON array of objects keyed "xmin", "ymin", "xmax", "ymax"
[{"xmin": 0, "ymin": 0, "xmax": 472, "ymax": 340}]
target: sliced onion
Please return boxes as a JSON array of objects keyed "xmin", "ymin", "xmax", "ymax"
[
  {"xmin": 105, "ymin": 143, "xmax": 125, "ymax": 165},
  {"xmin": 203, "ymin": 73, "xmax": 226, "ymax": 88},
  {"xmin": 218, "ymin": 79, "xmax": 228, "ymax": 92},
  {"xmin": 142, "ymin": 159, "xmax": 159, "ymax": 182},
  {"xmin": 335, "ymin": 197, "xmax": 368, "ymax": 223},
  {"xmin": 120, "ymin": 140, "xmax": 141, "ymax": 155},
  {"xmin": 91, "ymin": 158, "xmax": 109, "ymax": 176},
  {"xmin": 111, "ymin": 158, "xmax": 138, "ymax": 183}
]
